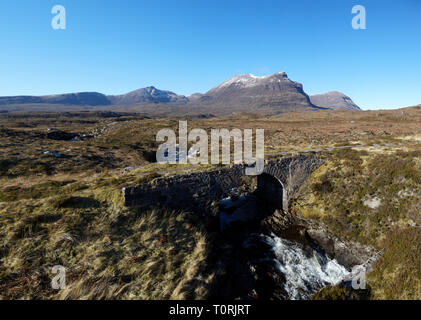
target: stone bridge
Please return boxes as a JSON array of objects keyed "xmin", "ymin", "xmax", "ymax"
[{"xmin": 123, "ymin": 154, "xmax": 324, "ymax": 215}]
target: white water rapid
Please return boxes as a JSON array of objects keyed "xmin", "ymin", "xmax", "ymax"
[{"xmin": 261, "ymin": 234, "xmax": 350, "ymax": 300}]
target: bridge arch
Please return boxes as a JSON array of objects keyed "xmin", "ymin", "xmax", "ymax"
[
  {"xmin": 256, "ymin": 172, "xmax": 287, "ymax": 211},
  {"xmin": 124, "ymin": 155, "xmax": 324, "ymax": 216}
]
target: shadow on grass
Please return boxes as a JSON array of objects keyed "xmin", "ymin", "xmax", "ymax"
[{"xmin": 52, "ymin": 196, "xmax": 101, "ymax": 209}]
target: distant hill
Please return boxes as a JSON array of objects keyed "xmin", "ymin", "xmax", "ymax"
[
  {"xmin": 310, "ymin": 91, "xmax": 360, "ymax": 110},
  {"xmin": 0, "ymin": 87, "xmax": 187, "ymax": 107},
  {"xmin": 0, "ymin": 73, "xmax": 363, "ymax": 114},
  {"xmin": 107, "ymin": 86, "xmax": 188, "ymax": 105},
  {"xmin": 0, "ymin": 92, "xmax": 111, "ymax": 106}
]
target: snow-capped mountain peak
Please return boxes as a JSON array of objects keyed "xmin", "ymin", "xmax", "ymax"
[{"xmin": 211, "ymin": 72, "xmax": 288, "ymax": 91}]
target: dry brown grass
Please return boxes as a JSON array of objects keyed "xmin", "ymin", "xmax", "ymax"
[
  {"xmin": 0, "ymin": 176, "xmax": 211, "ymax": 300},
  {"xmin": 295, "ymin": 145, "xmax": 421, "ymax": 300},
  {"xmin": 1, "ymin": 107, "xmax": 421, "ymax": 300}
]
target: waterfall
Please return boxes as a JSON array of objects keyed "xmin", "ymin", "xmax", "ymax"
[{"xmin": 261, "ymin": 234, "xmax": 350, "ymax": 300}]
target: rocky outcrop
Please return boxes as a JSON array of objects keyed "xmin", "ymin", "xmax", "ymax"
[{"xmin": 304, "ymin": 223, "xmax": 376, "ymax": 269}]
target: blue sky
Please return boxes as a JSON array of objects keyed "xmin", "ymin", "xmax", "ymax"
[{"xmin": 0, "ymin": 0, "xmax": 420, "ymax": 110}]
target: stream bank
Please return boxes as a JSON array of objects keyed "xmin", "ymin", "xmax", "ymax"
[{"xmin": 207, "ymin": 190, "xmax": 376, "ymax": 300}]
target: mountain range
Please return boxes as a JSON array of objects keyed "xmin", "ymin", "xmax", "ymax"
[{"xmin": 0, "ymin": 72, "xmax": 360, "ymax": 114}]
